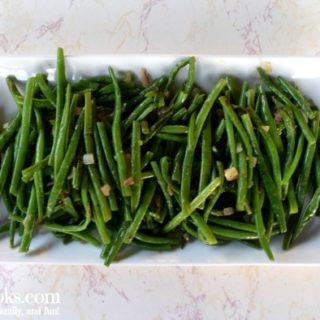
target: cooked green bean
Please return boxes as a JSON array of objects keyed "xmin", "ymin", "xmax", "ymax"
[
  {"xmin": 96, "ymin": 122, "xmax": 120, "ymax": 189},
  {"xmin": 220, "ymin": 96, "xmax": 254, "ymax": 188},
  {"xmin": 198, "ymin": 119, "xmax": 212, "ymax": 209},
  {"xmin": 236, "ymin": 149, "xmax": 248, "ymax": 211},
  {"xmin": 54, "ymin": 85, "xmax": 76, "ymax": 177},
  {"xmin": 34, "ymin": 109, "xmax": 45, "ymax": 221},
  {"xmin": 131, "ymin": 121, "xmax": 142, "ymax": 211},
  {"xmin": 191, "ymin": 211, "xmax": 217, "ymax": 245},
  {"xmin": 253, "ymin": 174, "xmax": 274, "ymax": 260},
  {"xmin": 49, "ymin": 47, "xmax": 66, "ymax": 166},
  {"xmin": 151, "ymin": 161, "xmax": 174, "ymax": 216},
  {"xmin": 36, "ymin": 73, "xmax": 56, "ymax": 107},
  {"xmin": 277, "ymin": 76, "xmax": 316, "ymax": 119},
  {"xmin": 164, "ymin": 177, "xmax": 221, "ymax": 232},
  {"xmin": 47, "ymin": 111, "xmax": 84, "ymax": 216},
  {"xmin": 84, "ymin": 92, "xmax": 111, "ymax": 222},
  {"xmin": 109, "ymin": 67, "xmax": 131, "ymax": 197},
  {"xmin": 241, "ymin": 114, "xmax": 286, "ymax": 233},
  {"xmin": 296, "ymin": 111, "xmax": 319, "ymax": 206},
  {"xmin": 124, "ymin": 180, "xmax": 157, "ymax": 243},
  {"xmin": 19, "ymin": 187, "xmax": 37, "ymax": 252},
  {"xmin": 10, "ymin": 77, "xmax": 35, "ymax": 195},
  {"xmin": 0, "ymin": 113, "xmax": 21, "ymax": 152},
  {"xmin": 0, "ymin": 145, "xmax": 13, "ymax": 193},
  {"xmin": 88, "ymin": 184, "xmax": 110, "ymax": 245}
]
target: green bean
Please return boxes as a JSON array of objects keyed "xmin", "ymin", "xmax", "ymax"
[
  {"xmin": 19, "ymin": 187, "xmax": 37, "ymax": 252},
  {"xmin": 123, "ymin": 97, "xmax": 153, "ymax": 130},
  {"xmin": 61, "ymin": 197, "xmax": 79, "ymax": 219},
  {"xmin": 209, "ymin": 225, "xmax": 258, "ymax": 240},
  {"xmin": 137, "ymin": 103, "xmax": 158, "ymax": 121},
  {"xmin": 198, "ymin": 119, "xmax": 212, "ymax": 209},
  {"xmin": 68, "ymin": 230, "xmax": 100, "ymax": 247},
  {"xmin": 258, "ymin": 125, "xmax": 282, "ymax": 195},
  {"xmin": 84, "ymin": 92, "xmax": 111, "ymax": 222},
  {"xmin": 123, "ymin": 76, "xmax": 167, "ymax": 112},
  {"xmin": 257, "ymin": 67, "xmax": 292, "ymax": 105},
  {"xmin": 6, "ymin": 76, "xmax": 23, "ymax": 112},
  {"xmin": 34, "ymin": 109, "xmax": 45, "ymax": 221},
  {"xmin": 180, "ymin": 113, "xmax": 196, "ymax": 215},
  {"xmin": 204, "ymin": 161, "xmax": 225, "ymax": 222},
  {"xmin": 191, "ymin": 211, "xmax": 217, "ymax": 245},
  {"xmin": 124, "ymin": 180, "xmax": 157, "ymax": 243},
  {"xmin": 151, "ymin": 161, "xmax": 174, "ymax": 216},
  {"xmin": 141, "ymin": 171, "xmax": 154, "ymax": 180},
  {"xmin": 88, "ymin": 184, "xmax": 110, "ymax": 244},
  {"xmin": 224, "ymin": 112, "xmax": 237, "ymax": 166},
  {"xmin": 93, "ymin": 126, "xmax": 118, "ymax": 211},
  {"xmin": 141, "ymin": 120, "xmax": 150, "ymax": 135},
  {"xmin": 219, "ymin": 96, "xmax": 254, "ymax": 187},
  {"xmin": 141, "ymin": 151, "xmax": 154, "ymax": 169},
  {"xmin": 236, "ymin": 149, "xmax": 248, "ymax": 211},
  {"xmin": 214, "ymin": 118, "xmax": 226, "ymax": 143},
  {"xmin": 293, "ymin": 186, "xmax": 320, "ymax": 240},
  {"xmin": 10, "ymin": 77, "xmax": 35, "ymax": 196},
  {"xmin": 241, "ymin": 113, "xmax": 286, "ymax": 233},
  {"xmin": 209, "ymin": 217, "xmax": 257, "ymax": 233},
  {"xmin": 239, "ymin": 81, "xmax": 249, "ymax": 108},
  {"xmin": 0, "ymin": 144, "xmax": 13, "ymax": 193},
  {"xmin": 314, "ymin": 150, "xmax": 320, "ymax": 188},
  {"xmin": 80, "ymin": 172, "xmax": 91, "ymax": 218},
  {"xmin": 160, "ymin": 156, "xmax": 179, "ymax": 195},
  {"xmin": 246, "ymin": 88, "xmax": 256, "ymax": 109},
  {"xmin": 16, "ymin": 182, "xmax": 26, "ymax": 212},
  {"xmin": 109, "ymin": 66, "xmax": 131, "ymax": 197},
  {"xmin": 164, "ymin": 177, "xmax": 221, "ymax": 232},
  {"xmin": 258, "ymin": 85, "xmax": 283, "ymax": 153},
  {"xmin": 277, "ymin": 76, "xmax": 316, "ymax": 119},
  {"xmin": 0, "ymin": 113, "xmax": 21, "ymax": 152},
  {"xmin": 165, "ymin": 57, "xmax": 195, "ymax": 91},
  {"xmin": 46, "ymin": 111, "xmax": 84, "ymax": 216},
  {"xmin": 160, "ymin": 125, "xmax": 188, "ymax": 135},
  {"xmin": 282, "ymin": 134, "xmax": 305, "ymax": 185},
  {"xmin": 253, "ymin": 174, "xmax": 274, "ymax": 260},
  {"xmin": 9, "ymin": 220, "xmax": 17, "ymax": 248},
  {"xmin": 54, "ymin": 85, "xmax": 75, "ymax": 176},
  {"xmin": 288, "ymin": 181, "xmax": 298, "ymax": 214},
  {"xmin": 131, "ymin": 121, "xmax": 142, "ymax": 211},
  {"xmin": 102, "ymin": 221, "xmax": 130, "ymax": 266},
  {"xmin": 195, "ymin": 79, "xmax": 227, "ymax": 140},
  {"xmin": 279, "ymin": 108, "xmax": 296, "ymax": 175},
  {"xmin": 182, "ymin": 93, "xmax": 205, "ymax": 121},
  {"xmin": 134, "ymin": 232, "xmax": 180, "ymax": 245},
  {"xmin": 156, "ymin": 133, "xmax": 187, "ymax": 143},
  {"xmin": 171, "ymin": 147, "xmax": 184, "ymax": 184},
  {"xmin": 21, "ymin": 156, "xmax": 49, "ymax": 183},
  {"xmin": 132, "ymin": 240, "xmax": 173, "ymax": 251},
  {"xmin": 72, "ymin": 164, "xmax": 81, "ymax": 190},
  {"xmin": 296, "ymin": 112, "xmax": 319, "ymax": 206},
  {"xmin": 288, "ymin": 105, "xmax": 316, "ymax": 145},
  {"xmin": 36, "ymin": 73, "xmax": 56, "ymax": 106},
  {"xmin": 49, "ymin": 47, "xmax": 66, "ymax": 166},
  {"xmin": 96, "ymin": 122, "xmax": 120, "ymax": 189},
  {"xmin": 45, "ymin": 211, "xmax": 91, "ymax": 233}
]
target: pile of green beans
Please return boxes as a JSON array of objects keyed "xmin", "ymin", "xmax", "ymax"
[{"xmin": 0, "ymin": 48, "xmax": 319, "ymax": 265}]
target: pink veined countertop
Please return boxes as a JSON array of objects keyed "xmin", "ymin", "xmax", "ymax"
[{"xmin": 1, "ymin": 0, "xmax": 320, "ymax": 319}]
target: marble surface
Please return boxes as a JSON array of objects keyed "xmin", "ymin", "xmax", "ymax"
[{"xmin": 1, "ymin": 0, "xmax": 320, "ymax": 319}]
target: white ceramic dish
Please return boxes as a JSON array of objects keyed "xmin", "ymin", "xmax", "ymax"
[{"xmin": 0, "ymin": 55, "xmax": 320, "ymax": 265}]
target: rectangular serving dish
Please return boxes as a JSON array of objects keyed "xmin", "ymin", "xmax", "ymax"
[{"xmin": 0, "ymin": 55, "xmax": 320, "ymax": 265}]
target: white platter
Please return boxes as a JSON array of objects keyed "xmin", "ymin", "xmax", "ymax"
[{"xmin": 0, "ymin": 55, "xmax": 320, "ymax": 265}]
